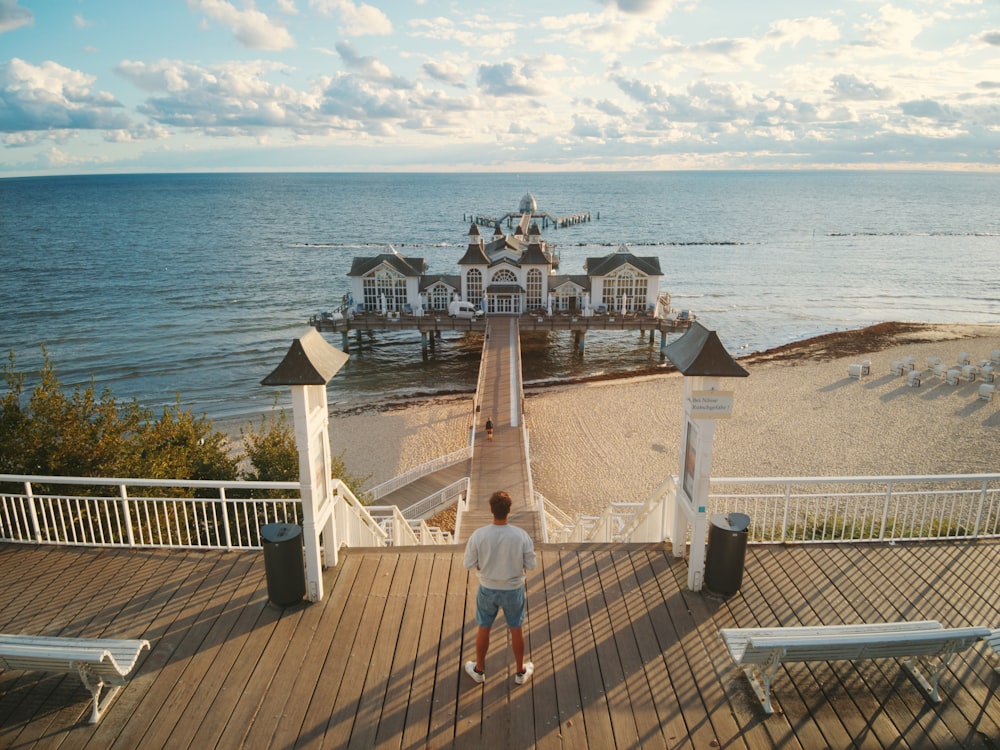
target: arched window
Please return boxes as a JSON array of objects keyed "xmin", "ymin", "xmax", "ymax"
[
  {"xmin": 466, "ymin": 269, "xmax": 483, "ymax": 306},
  {"xmin": 363, "ymin": 267, "xmax": 407, "ymax": 311},
  {"xmin": 601, "ymin": 268, "xmax": 647, "ymax": 312},
  {"xmin": 526, "ymin": 269, "xmax": 543, "ymax": 309},
  {"xmin": 492, "ymin": 269, "xmax": 517, "ymax": 284}
]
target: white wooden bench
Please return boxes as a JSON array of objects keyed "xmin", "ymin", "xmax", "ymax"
[
  {"xmin": 0, "ymin": 634, "xmax": 150, "ymax": 724},
  {"xmin": 720, "ymin": 621, "xmax": 989, "ymax": 714}
]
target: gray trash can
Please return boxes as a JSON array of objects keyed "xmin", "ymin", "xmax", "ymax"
[
  {"xmin": 704, "ymin": 512, "xmax": 750, "ymax": 597},
  {"xmin": 261, "ymin": 522, "xmax": 306, "ymax": 607}
]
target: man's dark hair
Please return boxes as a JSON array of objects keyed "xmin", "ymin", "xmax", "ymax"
[{"xmin": 489, "ymin": 490, "xmax": 512, "ymax": 520}]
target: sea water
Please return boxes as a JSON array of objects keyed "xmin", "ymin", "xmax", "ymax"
[{"xmin": 1, "ymin": 171, "xmax": 998, "ymax": 422}]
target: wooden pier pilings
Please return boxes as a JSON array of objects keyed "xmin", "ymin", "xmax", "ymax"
[
  {"xmin": 465, "ymin": 211, "xmax": 593, "ymax": 229},
  {"xmin": 310, "ymin": 310, "xmax": 691, "ymax": 356}
]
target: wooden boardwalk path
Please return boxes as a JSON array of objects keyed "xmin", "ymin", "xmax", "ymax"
[
  {"xmin": 373, "ymin": 316, "xmax": 537, "ymax": 543},
  {"xmin": 461, "ymin": 316, "xmax": 536, "ymax": 542},
  {"xmin": 2, "ymin": 539, "xmax": 998, "ymax": 748}
]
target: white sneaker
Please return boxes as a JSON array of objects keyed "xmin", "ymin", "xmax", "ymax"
[
  {"xmin": 464, "ymin": 661, "xmax": 485, "ymax": 684},
  {"xmin": 514, "ymin": 662, "xmax": 534, "ymax": 685}
]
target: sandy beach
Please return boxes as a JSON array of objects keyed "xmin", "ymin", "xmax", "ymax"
[{"xmin": 317, "ymin": 322, "xmax": 1000, "ymax": 519}]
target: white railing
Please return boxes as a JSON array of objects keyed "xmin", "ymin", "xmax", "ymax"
[
  {"xmin": 400, "ymin": 477, "xmax": 469, "ymax": 521},
  {"xmin": 585, "ymin": 503, "xmax": 646, "ymax": 542},
  {"xmin": 413, "ymin": 520, "xmax": 453, "ymax": 545},
  {"xmin": 536, "ymin": 473, "xmax": 1000, "ymax": 546},
  {"xmin": 368, "ymin": 505, "xmax": 456, "ymax": 546},
  {"xmin": 472, "ymin": 328, "xmax": 490, "ymax": 458},
  {"xmin": 707, "ymin": 474, "xmax": 1000, "ymax": 544},
  {"xmin": 365, "ymin": 448, "xmax": 472, "ymax": 501},
  {"xmin": 537, "ymin": 492, "xmax": 592, "ymax": 544},
  {"xmin": 0, "ymin": 473, "xmax": 454, "ymax": 551}
]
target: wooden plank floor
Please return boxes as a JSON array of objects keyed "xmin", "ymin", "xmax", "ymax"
[{"xmin": 1, "ymin": 540, "xmax": 999, "ymax": 749}]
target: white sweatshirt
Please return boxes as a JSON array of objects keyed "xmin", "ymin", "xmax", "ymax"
[{"xmin": 463, "ymin": 522, "xmax": 537, "ymax": 590}]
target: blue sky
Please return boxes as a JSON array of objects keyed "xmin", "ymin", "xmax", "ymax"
[{"xmin": 2, "ymin": 0, "xmax": 999, "ymax": 176}]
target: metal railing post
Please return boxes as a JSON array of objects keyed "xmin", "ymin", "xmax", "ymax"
[
  {"xmin": 879, "ymin": 483, "xmax": 893, "ymax": 541},
  {"xmin": 119, "ymin": 483, "xmax": 135, "ymax": 547},
  {"xmin": 781, "ymin": 482, "xmax": 791, "ymax": 543},
  {"xmin": 25, "ymin": 480, "xmax": 41, "ymax": 544},
  {"xmin": 972, "ymin": 479, "xmax": 988, "ymax": 538},
  {"xmin": 220, "ymin": 487, "xmax": 233, "ymax": 550}
]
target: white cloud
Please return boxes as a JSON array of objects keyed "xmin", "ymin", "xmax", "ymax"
[
  {"xmin": 0, "ymin": 0, "xmax": 32, "ymax": 34},
  {"xmin": 3, "ymin": 1, "xmax": 999, "ymax": 172},
  {"xmin": 593, "ymin": 0, "xmax": 678, "ymax": 16},
  {"xmin": 335, "ymin": 41, "xmax": 408, "ymax": 86},
  {"xmin": 828, "ymin": 73, "xmax": 894, "ymax": 101},
  {"xmin": 408, "ymin": 16, "xmax": 513, "ymax": 49},
  {"xmin": 0, "ymin": 58, "xmax": 130, "ymax": 133},
  {"xmin": 899, "ymin": 98, "xmax": 960, "ymax": 122},
  {"xmin": 117, "ymin": 59, "xmax": 310, "ymax": 129},
  {"xmin": 309, "ymin": 0, "xmax": 392, "ymax": 36},
  {"xmin": 105, "ymin": 123, "xmax": 170, "ymax": 142},
  {"xmin": 187, "ymin": 0, "xmax": 295, "ymax": 50},
  {"xmin": 422, "ymin": 60, "xmax": 467, "ymax": 88},
  {"xmin": 477, "ymin": 61, "xmax": 552, "ymax": 97},
  {"xmin": 764, "ymin": 16, "xmax": 840, "ymax": 49},
  {"xmin": 113, "ymin": 55, "xmax": 479, "ymax": 140},
  {"xmin": 855, "ymin": 4, "xmax": 927, "ymax": 54},
  {"xmin": 539, "ymin": 10, "xmax": 661, "ymax": 59},
  {"xmin": 981, "ymin": 30, "xmax": 1000, "ymax": 47}
]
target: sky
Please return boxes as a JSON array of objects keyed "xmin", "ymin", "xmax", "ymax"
[{"xmin": 1, "ymin": 0, "xmax": 999, "ymax": 176}]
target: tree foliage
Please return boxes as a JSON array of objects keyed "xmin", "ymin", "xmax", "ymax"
[
  {"xmin": 1, "ymin": 350, "xmax": 368, "ymax": 498},
  {"xmin": 240, "ymin": 408, "xmax": 370, "ymax": 497}
]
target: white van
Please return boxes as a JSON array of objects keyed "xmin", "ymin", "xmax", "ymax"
[{"xmin": 448, "ymin": 300, "xmax": 482, "ymax": 319}]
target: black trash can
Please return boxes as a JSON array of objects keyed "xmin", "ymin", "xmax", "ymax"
[
  {"xmin": 260, "ymin": 523, "xmax": 306, "ymax": 607},
  {"xmin": 704, "ymin": 512, "xmax": 751, "ymax": 597}
]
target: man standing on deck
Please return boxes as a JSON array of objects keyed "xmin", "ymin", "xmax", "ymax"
[{"xmin": 463, "ymin": 490, "xmax": 537, "ymax": 685}]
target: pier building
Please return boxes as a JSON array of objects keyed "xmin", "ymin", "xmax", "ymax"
[
  {"xmin": 322, "ymin": 202, "xmax": 693, "ymax": 357},
  {"xmin": 343, "ymin": 220, "xmax": 667, "ymax": 318}
]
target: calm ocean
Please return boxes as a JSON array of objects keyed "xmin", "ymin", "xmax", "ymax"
[{"xmin": 2, "ymin": 171, "xmax": 998, "ymax": 422}]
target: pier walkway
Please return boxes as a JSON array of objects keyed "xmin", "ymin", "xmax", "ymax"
[
  {"xmin": 460, "ymin": 316, "xmax": 536, "ymax": 543},
  {"xmin": 379, "ymin": 315, "xmax": 542, "ymax": 544},
  {"xmin": 376, "ymin": 316, "xmax": 537, "ymax": 543}
]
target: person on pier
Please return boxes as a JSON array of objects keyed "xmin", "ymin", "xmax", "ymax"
[
  {"xmin": 485, "ymin": 417, "xmax": 494, "ymax": 441},
  {"xmin": 463, "ymin": 490, "xmax": 537, "ymax": 685}
]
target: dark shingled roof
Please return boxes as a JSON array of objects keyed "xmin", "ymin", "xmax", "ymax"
[
  {"xmin": 419, "ymin": 274, "xmax": 460, "ymax": 292},
  {"xmin": 468, "ymin": 222, "xmax": 481, "ymax": 236},
  {"xmin": 484, "ymin": 236, "xmax": 520, "ymax": 256},
  {"xmin": 261, "ymin": 329, "xmax": 349, "ymax": 386},
  {"xmin": 348, "ymin": 253, "xmax": 425, "ymax": 277},
  {"xmin": 520, "ymin": 242, "xmax": 551, "ymax": 266},
  {"xmin": 457, "ymin": 242, "xmax": 491, "ymax": 265},
  {"xmin": 585, "ymin": 251, "xmax": 661, "ymax": 276},
  {"xmin": 549, "ymin": 274, "xmax": 588, "ymax": 290},
  {"xmin": 664, "ymin": 321, "xmax": 749, "ymax": 377}
]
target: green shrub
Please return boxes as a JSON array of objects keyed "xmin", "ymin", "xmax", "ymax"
[{"xmin": 2, "ymin": 350, "xmax": 367, "ymax": 497}]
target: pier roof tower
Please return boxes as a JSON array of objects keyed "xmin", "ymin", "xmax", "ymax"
[{"xmin": 519, "ymin": 192, "xmax": 538, "ymax": 214}]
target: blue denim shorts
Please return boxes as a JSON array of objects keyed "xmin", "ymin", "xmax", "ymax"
[{"xmin": 476, "ymin": 585, "xmax": 526, "ymax": 628}]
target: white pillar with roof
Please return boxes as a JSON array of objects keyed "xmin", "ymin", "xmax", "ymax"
[
  {"xmin": 663, "ymin": 322, "xmax": 748, "ymax": 591},
  {"xmin": 261, "ymin": 329, "xmax": 349, "ymax": 602}
]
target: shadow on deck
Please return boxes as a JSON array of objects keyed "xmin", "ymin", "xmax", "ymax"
[{"xmin": 2, "ymin": 539, "xmax": 999, "ymax": 748}]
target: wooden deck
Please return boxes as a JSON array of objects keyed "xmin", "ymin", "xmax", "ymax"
[{"xmin": 2, "ymin": 539, "xmax": 998, "ymax": 748}]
